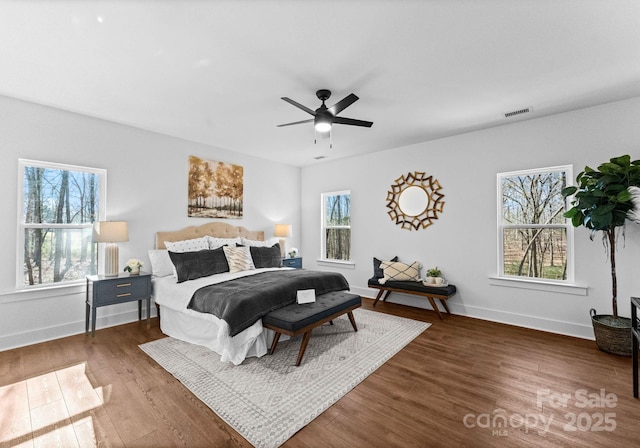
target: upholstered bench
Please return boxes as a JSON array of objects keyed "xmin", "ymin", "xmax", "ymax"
[
  {"xmin": 368, "ymin": 277, "xmax": 456, "ymax": 320},
  {"xmin": 262, "ymin": 291, "xmax": 361, "ymax": 366}
]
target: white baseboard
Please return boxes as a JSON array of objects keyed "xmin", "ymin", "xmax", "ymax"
[
  {"xmin": 0, "ymin": 307, "xmax": 159, "ymax": 352},
  {"xmin": 350, "ymin": 285, "xmax": 594, "ymax": 341}
]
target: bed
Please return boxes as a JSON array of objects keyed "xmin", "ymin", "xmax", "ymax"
[{"xmin": 149, "ymin": 222, "xmax": 348, "ymax": 365}]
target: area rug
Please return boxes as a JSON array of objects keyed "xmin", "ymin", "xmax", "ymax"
[{"xmin": 139, "ymin": 308, "xmax": 430, "ymax": 448}]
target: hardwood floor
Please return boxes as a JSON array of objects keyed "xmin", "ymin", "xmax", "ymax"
[{"xmin": 1, "ymin": 298, "xmax": 639, "ymax": 447}]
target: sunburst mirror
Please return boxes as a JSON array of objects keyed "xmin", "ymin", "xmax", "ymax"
[{"xmin": 386, "ymin": 171, "xmax": 445, "ymax": 230}]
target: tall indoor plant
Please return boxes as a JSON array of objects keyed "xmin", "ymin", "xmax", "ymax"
[{"xmin": 562, "ymin": 154, "xmax": 640, "ymax": 355}]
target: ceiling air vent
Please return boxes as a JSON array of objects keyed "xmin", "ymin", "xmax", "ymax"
[{"xmin": 504, "ymin": 107, "xmax": 530, "ymax": 118}]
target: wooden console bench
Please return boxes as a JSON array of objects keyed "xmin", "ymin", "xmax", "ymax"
[
  {"xmin": 368, "ymin": 278, "xmax": 456, "ymax": 320},
  {"xmin": 262, "ymin": 291, "xmax": 361, "ymax": 366}
]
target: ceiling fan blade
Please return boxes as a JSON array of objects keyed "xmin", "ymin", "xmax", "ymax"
[
  {"xmin": 277, "ymin": 118, "xmax": 314, "ymax": 127},
  {"xmin": 328, "ymin": 93, "xmax": 359, "ymax": 115},
  {"xmin": 333, "ymin": 116, "xmax": 373, "ymax": 128},
  {"xmin": 281, "ymin": 97, "xmax": 316, "ymax": 116}
]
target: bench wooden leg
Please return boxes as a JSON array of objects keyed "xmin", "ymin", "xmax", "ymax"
[
  {"xmin": 426, "ymin": 297, "xmax": 444, "ymax": 320},
  {"xmin": 296, "ymin": 331, "xmax": 313, "ymax": 366},
  {"xmin": 295, "ymin": 312, "xmax": 359, "ymax": 366},
  {"xmin": 372, "ymin": 289, "xmax": 385, "ymax": 306},
  {"xmin": 439, "ymin": 299, "xmax": 451, "ymax": 315},
  {"xmin": 347, "ymin": 311, "xmax": 358, "ymax": 332},
  {"xmin": 373, "ymin": 289, "xmax": 392, "ymax": 306},
  {"xmin": 269, "ymin": 332, "xmax": 282, "ymax": 355}
]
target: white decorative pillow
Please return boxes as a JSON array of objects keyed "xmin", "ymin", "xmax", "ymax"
[
  {"xmin": 223, "ymin": 246, "xmax": 256, "ymax": 273},
  {"xmin": 148, "ymin": 249, "xmax": 174, "ymax": 277},
  {"xmin": 240, "ymin": 237, "xmax": 280, "ymax": 247},
  {"xmin": 379, "ymin": 261, "xmax": 421, "ymax": 284},
  {"xmin": 164, "ymin": 237, "xmax": 210, "ymax": 253},
  {"xmin": 208, "ymin": 236, "xmax": 241, "ymax": 249}
]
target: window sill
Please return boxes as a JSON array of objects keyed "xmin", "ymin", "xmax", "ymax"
[
  {"xmin": 0, "ymin": 282, "xmax": 86, "ymax": 304},
  {"xmin": 488, "ymin": 276, "xmax": 588, "ymax": 296},
  {"xmin": 316, "ymin": 259, "xmax": 356, "ymax": 270}
]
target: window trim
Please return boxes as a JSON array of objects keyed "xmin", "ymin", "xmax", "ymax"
[
  {"xmin": 320, "ymin": 190, "xmax": 351, "ymax": 262},
  {"xmin": 16, "ymin": 158, "xmax": 107, "ymax": 290},
  {"xmin": 496, "ymin": 165, "xmax": 575, "ymax": 285}
]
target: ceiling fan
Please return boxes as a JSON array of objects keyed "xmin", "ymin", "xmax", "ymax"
[{"xmin": 277, "ymin": 90, "xmax": 373, "ymax": 145}]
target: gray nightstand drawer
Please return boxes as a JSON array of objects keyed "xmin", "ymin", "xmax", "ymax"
[
  {"xmin": 94, "ymin": 277, "xmax": 149, "ymax": 305},
  {"xmin": 282, "ymin": 257, "xmax": 302, "ymax": 269}
]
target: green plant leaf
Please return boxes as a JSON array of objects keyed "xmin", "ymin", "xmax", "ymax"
[
  {"xmin": 605, "ymin": 184, "xmax": 625, "ymax": 193},
  {"xmin": 610, "ymin": 154, "xmax": 631, "ymax": 167},
  {"xmin": 561, "ymin": 186, "xmax": 577, "ymax": 197},
  {"xmin": 617, "ymin": 189, "xmax": 631, "ymax": 202},
  {"xmin": 564, "ymin": 207, "xmax": 578, "ymax": 218},
  {"xmin": 593, "ymin": 204, "xmax": 616, "ymax": 215},
  {"xmin": 572, "ymin": 213, "xmax": 584, "ymax": 227}
]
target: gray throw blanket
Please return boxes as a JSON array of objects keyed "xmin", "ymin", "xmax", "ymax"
[{"xmin": 187, "ymin": 270, "xmax": 349, "ymax": 336}]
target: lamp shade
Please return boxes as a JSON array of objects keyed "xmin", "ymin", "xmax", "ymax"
[
  {"xmin": 92, "ymin": 221, "xmax": 129, "ymax": 243},
  {"xmin": 274, "ymin": 223, "xmax": 292, "ymax": 238}
]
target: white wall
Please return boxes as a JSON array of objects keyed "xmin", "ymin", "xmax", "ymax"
[
  {"xmin": 0, "ymin": 95, "xmax": 301, "ymax": 350},
  {"xmin": 2, "ymin": 94, "xmax": 639, "ymax": 350},
  {"xmin": 300, "ymin": 97, "xmax": 640, "ymax": 339}
]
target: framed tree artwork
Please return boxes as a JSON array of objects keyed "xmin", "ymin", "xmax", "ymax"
[{"xmin": 188, "ymin": 155, "xmax": 244, "ymax": 219}]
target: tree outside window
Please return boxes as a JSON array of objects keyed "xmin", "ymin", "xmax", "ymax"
[
  {"xmin": 497, "ymin": 166, "xmax": 573, "ymax": 282},
  {"xmin": 18, "ymin": 159, "xmax": 106, "ymax": 288},
  {"xmin": 321, "ymin": 191, "xmax": 351, "ymax": 261}
]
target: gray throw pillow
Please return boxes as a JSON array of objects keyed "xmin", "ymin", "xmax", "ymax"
[
  {"xmin": 250, "ymin": 243, "xmax": 282, "ymax": 269},
  {"xmin": 373, "ymin": 256, "xmax": 398, "ymax": 278},
  {"xmin": 169, "ymin": 247, "xmax": 229, "ymax": 283}
]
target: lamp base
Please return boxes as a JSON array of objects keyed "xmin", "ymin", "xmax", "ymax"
[{"xmin": 104, "ymin": 243, "xmax": 119, "ymax": 277}]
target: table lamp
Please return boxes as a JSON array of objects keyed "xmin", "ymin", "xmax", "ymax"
[
  {"xmin": 93, "ymin": 221, "xmax": 129, "ymax": 276},
  {"xmin": 274, "ymin": 223, "xmax": 292, "ymax": 257}
]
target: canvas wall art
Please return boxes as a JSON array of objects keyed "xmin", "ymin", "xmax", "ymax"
[{"xmin": 188, "ymin": 155, "xmax": 244, "ymax": 219}]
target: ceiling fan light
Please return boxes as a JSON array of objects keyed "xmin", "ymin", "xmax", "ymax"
[{"xmin": 315, "ymin": 121, "xmax": 331, "ymax": 133}]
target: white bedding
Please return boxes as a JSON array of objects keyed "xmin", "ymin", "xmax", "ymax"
[{"xmin": 152, "ymin": 267, "xmax": 288, "ymax": 365}]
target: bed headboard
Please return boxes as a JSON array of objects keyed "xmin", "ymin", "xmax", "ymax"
[{"xmin": 156, "ymin": 222, "xmax": 265, "ymax": 249}]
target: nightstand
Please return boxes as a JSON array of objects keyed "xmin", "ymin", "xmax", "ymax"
[
  {"xmin": 86, "ymin": 271, "xmax": 152, "ymax": 337},
  {"xmin": 282, "ymin": 257, "xmax": 303, "ymax": 269}
]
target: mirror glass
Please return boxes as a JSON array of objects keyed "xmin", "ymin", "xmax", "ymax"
[{"xmin": 399, "ymin": 186, "xmax": 429, "ymax": 216}]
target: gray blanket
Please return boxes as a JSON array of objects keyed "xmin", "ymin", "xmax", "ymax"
[{"xmin": 187, "ymin": 270, "xmax": 349, "ymax": 336}]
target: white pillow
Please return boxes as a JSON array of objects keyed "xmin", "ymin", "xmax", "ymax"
[
  {"xmin": 240, "ymin": 237, "xmax": 280, "ymax": 247},
  {"xmin": 208, "ymin": 236, "xmax": 241, "ymax": 249},
  {"xmin": 379, "ymin": 261, "xmax": 421, "ymax": 284},
  {"xmin": 148, "ymin": 249, "xmax": 174, "ymax": 277},
  {"xmin": 164, "ymin": 237, "xmax": 209, "ymax": 253},
  {"xmin": 223, "ymin": 246, "xmax": 256, "ymax": 273}
]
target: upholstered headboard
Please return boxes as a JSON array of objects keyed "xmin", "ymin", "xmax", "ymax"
[{"xmin": 156, "ymin": 222, "xmax": 265, "ymax": 249}]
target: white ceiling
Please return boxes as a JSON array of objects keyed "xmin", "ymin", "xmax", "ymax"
[{"xmin": 2, "ymin": 1, "xmax": 640, "ymax": 167}]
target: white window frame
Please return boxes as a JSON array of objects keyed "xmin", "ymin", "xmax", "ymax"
[
  {"xmin": 320, "ymin": 190, "xmax": 352, "ymax": 263},
  {"xmin": 17, "ymin": 159, "xmax": 107, "ymax": 290},
  {"xmin": 496, "ymin": 165, "xmax": 575, "ymax": 286}
]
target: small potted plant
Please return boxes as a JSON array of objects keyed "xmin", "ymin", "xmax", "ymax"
[
  {"xmin": 124, "ymin": 259, "xmax": 143, "ymax": 275},
  {"xmin": 425, "ymin": 267, "xmax": 444, "ymax": 285},
  {"xmin": 562, "ymin": 154, "xmax": 640, "ymax": 355}
]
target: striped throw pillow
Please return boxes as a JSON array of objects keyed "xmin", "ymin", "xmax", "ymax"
[{"xmin": 223, "ymin": 246, "xmax": 256, "ymax": 273}]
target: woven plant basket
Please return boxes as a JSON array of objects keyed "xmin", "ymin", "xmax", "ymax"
[{"xmin": 590, "ymin": 308, "xmax": 632, "ymax": 356}]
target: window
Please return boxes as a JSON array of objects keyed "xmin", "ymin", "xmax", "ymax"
[
  {"xmin": 321, "ymin": 191, "xmax": 351, "ymax": 261},
  {"xmin": 18, "ymin": 159, "xmax": 106, "ymax": 288},
  {"xmin": 497, "ymin": 166, "xmax": 573, "ymax": 282}
]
